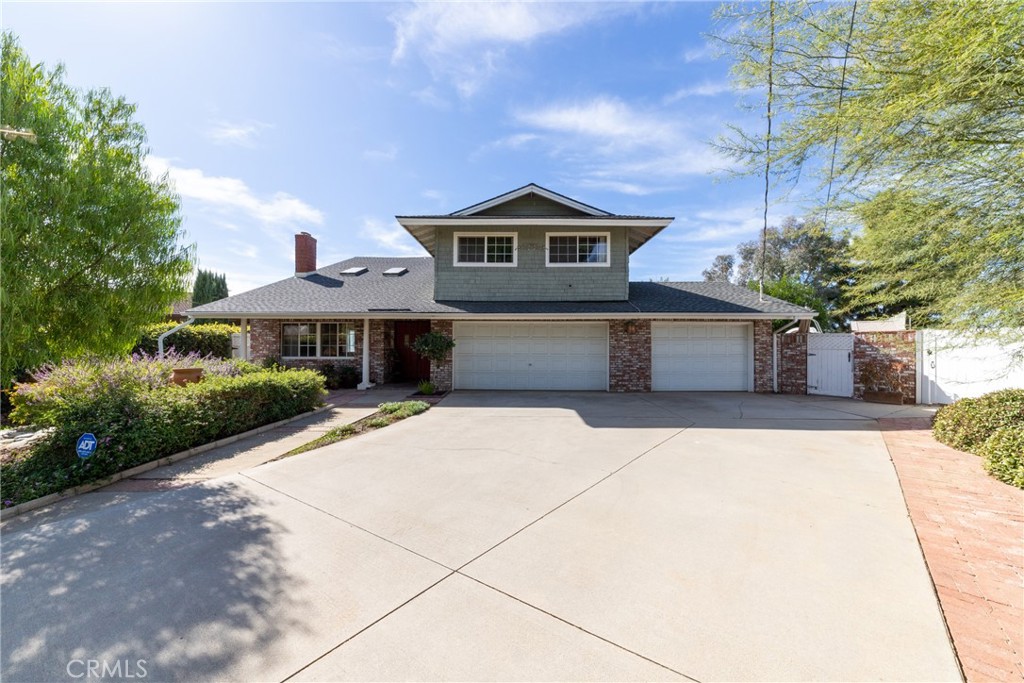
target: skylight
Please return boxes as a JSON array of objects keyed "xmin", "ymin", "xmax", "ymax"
[
  {"xmin": 341, "ymin": 266, "xmax": 368, "ymax": 276},
  {"xmin": 383, "ymin": 267, "xmax": 408, "ymax": 277}
]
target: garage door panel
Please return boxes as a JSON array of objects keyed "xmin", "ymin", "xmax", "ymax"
[
  {"xmin": 454, "ymin": 322, "xmax": 608, "ymax": 391},
  {"xmin": 652, "ymin": 323, "xmax": 751, "ymax": 392}
]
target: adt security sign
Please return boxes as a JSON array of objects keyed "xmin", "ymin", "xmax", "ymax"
[{"xmin": 76, "ymin": 433, "xmax": 98, "ymax": 459}]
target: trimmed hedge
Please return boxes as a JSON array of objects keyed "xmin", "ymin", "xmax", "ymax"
[
  {"xmin": 979, "ymin": 426, "xmax": 1024, "ymax": 489},
  {"xmin": 932, "ymin": 389, "xmax": 1024, "ymax": 453},
  {"xmin": 135, "ymin": 322, "xmax": 237, "ymax": 359},
  {"xmin": 1, "ymin": 368, "xmax": 325, "ymax": 506}
]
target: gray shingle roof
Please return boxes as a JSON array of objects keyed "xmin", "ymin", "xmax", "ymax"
[{"xmin": 188, "ymin": 257, "xmax": 814, "ymax": 318}]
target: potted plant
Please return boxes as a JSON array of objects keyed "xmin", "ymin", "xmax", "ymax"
[
  {"xmin": 170, "ymin": 367, "xmax": 203, "ymax": 386},
  {"xmin": 861, "ymin": 360, "xmax": 905, "ymax": 404}
]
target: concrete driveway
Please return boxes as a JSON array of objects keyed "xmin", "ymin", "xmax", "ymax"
[{"xmin": 1, "ymin": 393, "xmax": 960, "ymax": 682}]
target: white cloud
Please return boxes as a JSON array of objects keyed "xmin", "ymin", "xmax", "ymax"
[
  {"xmin": 421, "ymin": 189, "xmax": 446, "ymax": 204},
  {"xmin": 206, "ymin": 120, "xmax": 272, "ymax": 147},
  {"xmin": 664, "ymin": 80, "xmax": 737, "ymax": 102},
  {"xmin": 499, "ymin": 96, "xmax": 736, "ymax": 194},
  {"xmin": 412, "ymin": 86, "xmax": 452, "ymax": 110},
  {"xmin": 362, "ymin": 143, "xmax": 399, "ymax": 163},
  {"xmin": 359, "ymin": 217, "xmax": 424, "ymax": 256},
  {"xmin": 145, "ymin": 156, "xmax": 325, "ymax": 228},
  {"xmin": 391, "ymin": 2, "xmax": 635, "ymax": 97}
]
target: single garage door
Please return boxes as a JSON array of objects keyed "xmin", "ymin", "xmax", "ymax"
[
  {"xmin": 652, "ymin": 322, "xmax": 752, "ymax": 391},
  {"xmin": 453, "ymin": 322, "xmax": 608, "ymax": 390}
]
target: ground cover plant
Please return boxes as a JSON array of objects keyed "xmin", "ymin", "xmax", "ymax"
[
  {"xmin": 1, "ymin": 352, "xmax": 324, "ymax": 506},
  {"xmin": 283, "ymin": 400, "xmax": 429, "ymax": 457},
  {"xmin": 932, "ymin": 389, "xmax": 1024, "ymax": 488}
]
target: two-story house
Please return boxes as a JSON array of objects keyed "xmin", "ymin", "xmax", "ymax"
[{"xmin": 189, "ymin": 184, "xmax": 815, "ymax": 392}]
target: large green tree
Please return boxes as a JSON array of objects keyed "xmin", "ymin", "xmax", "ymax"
[
  {"xmin": 191, "ymin": 269, "xmax": 229, "ymax": 307},
  {"xmin": 0, "ymin": 34, "xmax": 194, "ymax": 387},
  {"xmin": 715, "ymin": 0, "xmax": 1024, "ymax": 337}
]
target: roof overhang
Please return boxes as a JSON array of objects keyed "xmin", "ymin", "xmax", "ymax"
[
  {"xmin": 189, "ymin": 310, "xmax": 815, "ymax": 321},
  {"xmin": 395, "ymin": 216, "xmax": 674, "ymax": 255}
]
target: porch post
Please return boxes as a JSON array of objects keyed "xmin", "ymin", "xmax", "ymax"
[
  {"xmin": 239, "ymin": 317, "xmax": 248, "ymax": 360},
  {"xmin": 357, "ymin": 317, "xmax": 375, "ymax": 391}
]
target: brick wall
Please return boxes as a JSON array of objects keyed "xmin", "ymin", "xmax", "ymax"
[
  {"xmin": 369, "ymin": 319, "xmax": 395, "ymax": 384},
  {"xmin": 854, "ymin": 331, "xmax": 916, "ymax": 404},
  {"xmin": 429, "ymin": 319, "xmax": 454, "ymax": 392},
  {"xmin": 609, "ymin": 320, "xmax": 651, "ymax": 392},
  {"xmin": 778, "ymin": 333, "xmax": 808, "ymax": 394},
  {"xmin": 249, "ymin": 318, "xmax": 361, "ymax": 379},
  {"xmin": 753, "ymin": 320, "xmax": 773, "ymax": 393}
]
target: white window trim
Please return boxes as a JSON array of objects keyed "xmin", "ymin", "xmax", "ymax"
[
  {"xmin": 281, "ymin": 321, "xmax": 358, "ymax": 359},
  {"xmin": 452, "ymin": 232, "xmax": 518, "ymax": 268},
  {"xmin": 545, "ymin": 231, "xmax": 612, "ymax": 268}
]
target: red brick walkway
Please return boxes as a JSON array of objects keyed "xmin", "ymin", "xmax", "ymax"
[{"xmin": 880, "ymin": 418, "xmax": 1024, "ymax": 682}]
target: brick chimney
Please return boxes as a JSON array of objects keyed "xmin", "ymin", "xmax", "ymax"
[{"xmin": 295, "ymin": 232, "xmax": 317, "ymax": 275}]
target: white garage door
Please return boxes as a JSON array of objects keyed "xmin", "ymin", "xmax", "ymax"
[
  {"xmin": 652, "ymin": 322, "xmax": 752, "ymax": 391},
  {"xmin": 453, "ymin": 322, "xmax": 608, "ymax": 390}
]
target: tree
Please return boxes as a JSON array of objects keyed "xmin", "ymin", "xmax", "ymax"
[
  {"xmin": 0, "ymin": 34, "xmax": 194, "ymax": 388},
  {"xmin": 747, "ymin": 276, "xmax": 830, "ymax": 330},
  {"xmin": 702, "ymin": 254, "xmax": 734, "ymax": 282},
  {"xmin": 191, "ymin": 269, "xmax": 229, "ymax": 307},
  {"xmin": 715, "ymin": 0, "xmax": 1024, "ymax": 338}
]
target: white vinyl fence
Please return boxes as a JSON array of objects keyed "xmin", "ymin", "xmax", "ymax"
[{"xmin": 916, "ymin": 330, "xmax": 1024, "ymax": 404}]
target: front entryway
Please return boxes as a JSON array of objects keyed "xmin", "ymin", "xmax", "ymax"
[
  {"xmin": 452, "ymin": 322, "xmax": 608, "ymax": 390},
  {"xmin": 394, "ymin": 321, "xmax": 431, "ymax": 382}
]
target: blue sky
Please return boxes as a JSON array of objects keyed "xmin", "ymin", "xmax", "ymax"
[{"xmin": 6, "ymin": 1, "xmax": 813, "ymax": 294}]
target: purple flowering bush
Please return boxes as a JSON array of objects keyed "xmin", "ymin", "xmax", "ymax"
[{"xmin": 1, "ymin": 354, "xmax": 324, "ymax": 506}]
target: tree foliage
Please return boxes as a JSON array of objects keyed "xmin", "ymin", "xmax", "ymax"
[
  {"xmin": 0, "ymin": 33, "xmax": 194, "ymax": 388},
  {"xmin": 746, "ymin": 276, "xmax": 829, "ymax": 330},
  {"xmin": 715, "ymin": 0, "xmax": 1024, "ymax": 337},
  {"xmin": 192, "ymin": 269, "xmax": 229, "ymax": 307},
  {"xmin": 702, "ymin": 254, "xmax": 734, "ymax": 282}
]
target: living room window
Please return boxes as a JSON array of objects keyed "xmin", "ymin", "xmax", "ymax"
[
  {"xmin": 282, "ymin": 322, "xmax": 356, "ymax": 358},
  {"xmin": 546, "ymin": 233, "xmax": 610, "ymax": 266},
  {"xmin": 454, "ymin": 233, "xmax": 517, "ymax": 266}
]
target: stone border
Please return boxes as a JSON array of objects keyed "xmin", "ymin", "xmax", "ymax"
[{"xmin": 0, "ymin": 405, "xmax": 330, "ymax": 522}]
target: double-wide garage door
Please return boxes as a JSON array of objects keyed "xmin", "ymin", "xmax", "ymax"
[
  {"xmin": 651, "ymin": 322, "xmax": 752, "ymax": 391},
  {"xmin": 453, "ymin": 322, "xmax": 607, "ymax": 390}
]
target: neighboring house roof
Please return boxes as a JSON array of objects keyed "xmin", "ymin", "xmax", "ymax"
[
  {"xmin": 396, "ymin": 182, "xmax": 673, "ymax": 255},
  {"xmin": 850, "ymin": 312, "xmax": 907, "ymax": 332},
  {"xmin": 188, "ymin": 257, "xmax": 815, "ymax": 320}
]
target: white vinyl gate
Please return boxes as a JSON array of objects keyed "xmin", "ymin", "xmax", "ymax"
[
  {"xmin": 806, "ymin": 333, "xmax": 854, "ymax": 397},
  {"xmin": 917, "ymin": 330, "xmax": 1024, "ymax": 404}
]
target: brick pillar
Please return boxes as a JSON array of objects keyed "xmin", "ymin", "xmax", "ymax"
[
  {"xmin": 249, "ymin": 319, "xmax": 281, "ymax": 363},
  {"xmin": 753, "ymin": 320, "xmax": 773, "ymax": 393},
  {"xmin": 369, "ymin": 320, "xmax": 395, "ymax": 383},
  {"xmin": 429, "ymin": 319, "xmax": 453, "ymax": 392},
  {"xmin": 853, "ymin": 331, "xmax": 917, "ymax": 404},
  {"xmin": 609, "ymin": 320, "xmax": 651, "ymax": 392},
  {"xmin": 778, "ymin": 333, "xmax": 808, "ymax": 394}
]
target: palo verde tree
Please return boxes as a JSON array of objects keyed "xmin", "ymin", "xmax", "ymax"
[
  {"xmin": 715, "ymin": 0, "xmax": 1024, "ymax": 339},
  {"xmin": 0, "ymin": 33, "xmax": 194, "ymax": 388},
  {"xmin": 192, "ymin": 269, "xmax": 229, "ymax": 307}
]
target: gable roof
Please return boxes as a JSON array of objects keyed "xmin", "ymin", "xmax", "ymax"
[
  {"xmin": 396, "ymin": 183, "xmax": 673, "ymax": 256},
  {"xmin": 450, "ymin": 183, "xmax": 612, "ymax": 217},
  {"xmin": 188, "ymin": 256, "xmax": 815, "ymax": 319}
]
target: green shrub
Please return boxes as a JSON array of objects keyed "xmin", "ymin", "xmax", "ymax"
[
  {"xmin": 1, "ymin": 368, "xmax": 325, "ymax": 505},
  {"xmin": 367, "ymin": 416, "xmax": 392, "ymax": 429},
  {"xmin": 979, "ymin": 426, "xmax": 1024, "ymax": 488},
  {"xmin": 10, "ymin": 352, "xmax": 259, "ymax": 427},
  {"xmin": 932, "ymin": 389, "xmax": 1024, "ymax": 453},
  {"xmin": 317, "ymin": 363, "xmax": 359, "ymax": 390},
  {"xmin": 378, "ymin": 400, "xmax": 429, "ymax": 418},
  {"xmin": 411, "ymin": 332, "xmax": 455, "ymax": 363},
  {"xmin": 417, "ymin": 379, "xmax": 436, "ymax": 396},
  {"xmin": 134, "ymin": 322, "xmax": 237, "ymax": 359}
]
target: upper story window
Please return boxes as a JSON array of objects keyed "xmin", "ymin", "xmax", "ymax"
[
  {"xmin": 546, "ymin": 233, "xmax": 610, "ymax": 267},
  {"xmin": 282, "ymin": 322, "xmax": 356, "ymax": 358},
  {"xmin": 454, "ymin": 233, "xmax": 517, "ymax": 267}
]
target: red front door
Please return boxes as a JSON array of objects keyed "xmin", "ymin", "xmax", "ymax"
[{"xmin": 394, "ymin": 321, "xmax": 432, "ymax": 382}]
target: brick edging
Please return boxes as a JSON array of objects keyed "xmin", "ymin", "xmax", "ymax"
[{"xmin": 0, "ymin": 405, "xmax": 330, "ymax": 522}]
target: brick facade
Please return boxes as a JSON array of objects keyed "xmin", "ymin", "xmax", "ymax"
[
  {"xmin": 369, "ymin": 319, "xmax": 395, "ymax": 384},
  {"xmin": 249, "ymin": 318, "xmax": 362, "ymax": 381},
  {"xmin": 777, "ymin": 333, "xmax": 808, "ymax": 395},
  {"xmin": 609, "ymin": 320, "xmax": 651, "ymax": 392},
  {"xmin": 753, "ymin": 320, "xmax": 773, "ymax": 393},
  {"xmin": 428, "ymin": 319, "xmax": 454, "ymax": 392},
  {"xmin": 853, "ymin": 331, "xmax": 917, "ymax": 404}
]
